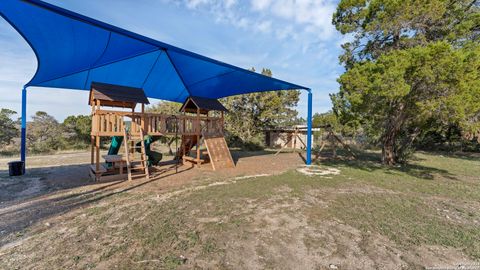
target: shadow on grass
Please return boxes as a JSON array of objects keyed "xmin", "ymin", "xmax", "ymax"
[
  {"xmin": 421, "ymin": 151, "xmax": 480, "ymax": 162},
  {"xmin": 316, "ymin": 149, "xmax": 458, "ymax": 181},
  {"xmin": 0, "ymin": 162, "xmax": 192, "ymax": 246},
  {"xmin": 230, "ymin": 149, "xmax": 277, "ymax": 165}
]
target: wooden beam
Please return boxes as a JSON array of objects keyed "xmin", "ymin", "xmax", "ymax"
[
  {"xmin": 275, "ymin": 134, "xmax": 294, "ymax": 156},
  {"xmin": 95, "ymin": 135, "xmax": 100, "ymax": 181},
  {"xmin": 330, "ymin": 132, "xmax": 356, "ymax": 158},
  {"xmin": 90, "ymin": 135, "xmax": 94, "ymax": 165},
  {"xmin": 196, "ymin": 107, "xmax": 201, "ymax": 167}
]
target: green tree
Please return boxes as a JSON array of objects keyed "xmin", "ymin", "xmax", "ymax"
[
  {"xmin": 0, "ymin": 108, "xmax": 19, "ymax": 145},
  {"xmin": 333, "ymin": 0, "xmax": 479, "ymax": 68},
  {"xmin": 313, "ymin": 111, "xmax": 363, "ymax": 140},
  {"xmin": 147, "ymin": 101, "xmax": 181, "ymax": 114},
  {"xmin": 62, "ymin": 115, "xmax": 92, "ymax": 148},
  {"xmin": 332, "ymin": 0, "xmax": 480, "ymax": 164},
  {"xmin": 335, "ymin": 42, "xmax": 480, "ymax": 164},
  {"xmin": 313, "ymin": 111, "xmax": 341, "ymax": 131},
  {"xmin": 222, "ymin": 68, "xmax": 301, "ymax": 148},
  {"xmin": 27, "ymin": 111, "xmax": 63, "ymax": 153}
]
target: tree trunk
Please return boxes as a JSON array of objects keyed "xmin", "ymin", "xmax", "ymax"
[
  {"xmin": 382, "ymin": 130, "xmax": 396, "ymax": 165},
  {"xmin": 381, "ymin": 103, "xmax": 405, "ymax": 165}
]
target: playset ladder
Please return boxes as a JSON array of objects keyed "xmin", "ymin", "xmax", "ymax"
[{"xmin": 123, "ymin": 127, "xmax": 150, "ymax": 181}]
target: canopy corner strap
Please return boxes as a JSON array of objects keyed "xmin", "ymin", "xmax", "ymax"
[{"xmin": 1, "ymin": 0, "xmax": 314, "ymax": 167}]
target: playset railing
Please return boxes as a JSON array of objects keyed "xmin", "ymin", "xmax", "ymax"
[{"xmin": 91, "ymin": 110, "xmax": 224, "ymax": 137}]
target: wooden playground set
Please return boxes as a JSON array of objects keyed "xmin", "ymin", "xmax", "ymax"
[{"xmin": 89, "ymin": 82, "xmax": 234, "ymax": 181}]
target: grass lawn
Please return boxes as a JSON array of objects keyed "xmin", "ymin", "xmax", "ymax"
[{"xmin": 0, "ymin": 151, "xmax": 479, "ymax": 269}]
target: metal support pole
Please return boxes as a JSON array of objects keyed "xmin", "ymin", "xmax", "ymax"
[
  {"xmin": 306, "ymin": 90, "xmax": 313, "ymax": 165},
  {"xmin": 20, "ymin": 86, "xmax": 27, "ymax": 165}
]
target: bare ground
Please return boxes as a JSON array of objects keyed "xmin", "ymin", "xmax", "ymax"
[
  {"xmin": 0, "ymin": 150, "xmax": 301, "ymax": 247},
  {"xmin": 0, "ymin": 150, "xmax": 478, "ymax": 269}
]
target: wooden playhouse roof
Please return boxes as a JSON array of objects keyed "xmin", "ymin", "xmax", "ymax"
[
  {"xmin": 180, "ymin": 96, "xmax": 228, "ymax": 114},
  {"xmin": 89, "ymin": 82, "xmax": 150, "ymax": 108}
]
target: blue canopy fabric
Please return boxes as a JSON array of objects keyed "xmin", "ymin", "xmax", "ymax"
[{"xmin": 0, "ymin": 0, "xmax": 309, "ymax": 103}]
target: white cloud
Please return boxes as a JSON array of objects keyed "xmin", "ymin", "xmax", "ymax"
[
  {"xmin": 255, "ymin": 0, "xmax": 337, "ymax": 39},
  {"xmin": 255, "ymin": 20, "xmax": 272, "ymax": 33},
  {"xmin": 224, "ymin": 0, "xmax": 237, "ymax": 9},
  {"xmin": 185, "ymin": 0, "xmax": 211, "ymax": 9},
  {"xmin": 176, "ymin": 0, "xmax": 338, "ymax": 45},
  {"xmin": 251, "ymin": 0, "xmax": 273, "ymax": 11},
  {"xmin": 236, "ymin": 17, "xmax": 250, "ymax": 28},
  {"xmin": 275, "ymin": 25, "xmax": 296, "ymax": 40}
]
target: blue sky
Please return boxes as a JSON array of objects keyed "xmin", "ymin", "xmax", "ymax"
[{"xmin": 0, "ymin": 0, "xmax": 345, "ymax": 121}]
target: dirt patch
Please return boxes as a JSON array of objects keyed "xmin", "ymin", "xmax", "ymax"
[
  {"xmin": 0, "ymin": 151, "xmax": 302, "ymax": 247},
  {"xmin": 430, "ymin": 197, "xmax": 480, "ymax": 226},
  {"xmin": 216, "ymin": 186, "xmax": 474, "ymax": 270},
  {"xmin": 296, "ymin": 165, "xmax": 341, "ymax": 177},
  {"xmin": 151, "ymin": 179, "xmax": 476, "ymax": 269},
  {"xmin": 0, "ymin": 176, "xmax": 44, "ymax": 201}
]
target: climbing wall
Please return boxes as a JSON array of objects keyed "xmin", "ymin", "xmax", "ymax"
[{"xmin": 204, "ymin": 136, "xmax": 235, "ymax": 170}]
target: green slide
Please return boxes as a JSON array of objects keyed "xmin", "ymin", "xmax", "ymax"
[
  {"xmin": 107, "ymin": 136, "xmax": 124, "ymax": 155},
  {"xmin": 136, "ymin": 135, "xmax": 163, "ymax": 166},
  {"xmin": 106, "ymin": 135, "xmax": 163, "ymax": 167},
  {"xmin": 105, "ymin": 136, "xmax": 124, "ymax": 168}
]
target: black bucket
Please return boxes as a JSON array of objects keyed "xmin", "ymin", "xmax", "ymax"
[{"xmin": 8, "ymin": 161, "xmax": 25, "ymax": 176}]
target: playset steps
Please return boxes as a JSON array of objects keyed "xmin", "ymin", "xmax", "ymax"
[
  {"xmin": 90, "ymin": 164, "xmax": 107, "ymax": 174},
  {"xmin": 130, "ymin": 174, "xmax": 148, "ymax": 179},
  {"xmin": 123, "ymin": 127, "xmax": 149, "ymax": 181},
  {"xmin": 131, "ymin": 166, "xmax": 146, "ymax": 170}
]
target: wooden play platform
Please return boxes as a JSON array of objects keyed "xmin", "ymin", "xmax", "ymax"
[{"xmin": 89, "ymin": 82, "xmax": 234, "ymax": 181}]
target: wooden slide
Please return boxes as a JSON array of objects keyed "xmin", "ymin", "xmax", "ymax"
[{"xmin": 204, "ymin": 136, "xmax": 235, "ymax": 170}]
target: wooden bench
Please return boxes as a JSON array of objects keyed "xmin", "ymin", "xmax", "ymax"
[{"xmin": 103, "ymin": 154, "xmax": 126, "ymax": 174}]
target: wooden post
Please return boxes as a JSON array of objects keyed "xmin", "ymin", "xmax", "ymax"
[
  {"xmin": 123, "ymin": 127, "xmax": 132, "ymax": 181},
  {"xmin": 131, "ymin": 106, "xmax": 135, "ymax": 137},
  {"xmin": 331, "ymin": 131, "xmax": 337, "ymax": 158},
  {"xmin": 196, "ymin": 107, "xmax": 201, "ymax": 167},
  {"xmin": 221, "ymin": 111, "xmax": 224, "ymax": 135},
  {"xmin": 95, "ymin": 135, "xmax": 100, "ymax": 181},
  {"xmin": 90, "ymin": 136, "xmax": 94, "ymax": 165},
  {"xmin": 95, "ymin": 100, "xmax": 101, "ymax": 135},
  {"xmin": 90, "ymin": 103, "xmax": 95, "ymax": 165},
  {"xmin": 182, "ymin": 112, "xmax": 186, "ymax": 160},
  {"xmin": 205, "ymin": 111, "xmax": 209, "ymax": 135},
  {"xmin": 141, "ymin": 103, "xmax": 145, "ymax": 132},
  {"xmin": 293, "ymin": 128, "xmax": 297, "ymax": 153},
  {"xmin": 94, "ymin": 100, "xmax": 101, "ymax": 181}
]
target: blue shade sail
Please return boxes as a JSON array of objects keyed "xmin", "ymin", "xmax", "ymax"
[{"xmin": 0, "ymin": 0, "xmax": 309, "ymax": 103}]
